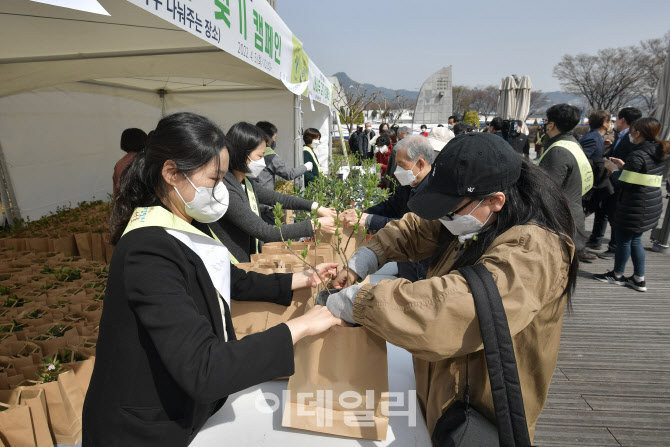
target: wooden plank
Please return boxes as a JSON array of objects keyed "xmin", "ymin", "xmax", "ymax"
[
  {"xmin": 533, "ymin": 425, "xmax": 619, "ymax": 446},
  {"xmin": 582, "ymin": 395, "xmax": 670, "ymax": 413},
  {"xmin": 537, "ymin": 409, "xmax": 670, "ymax": 430},
  {"xmin": 608, "ymin": 428, "xmax": 670, "ymax": 447},
  {"xmin": 560, "ymin": 368, "xmax": 670, "ymax": 384}
]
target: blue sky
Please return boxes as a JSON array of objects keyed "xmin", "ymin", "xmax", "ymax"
[{"xmin": 278, "ymin": 0, "xmax": 670, "ymax": 93}]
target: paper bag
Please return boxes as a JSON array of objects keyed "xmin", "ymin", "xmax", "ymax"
[
  {"xmin": 15, "ymin": 368, "xmax": 84, "ymax": 445},
  {"xmin": 231, "ymin": 287, "xmax": 313, "ymax": 339},
  {"xmin": 73, "ymin": 234, "xmax": 91, "ymax": 261},
  {"xmin": 0, "ymin": 388, "xmax": 53, "ymax": 447},
  {"xmin": 282, "ymin": 295, "xmax": 389, "ymax": 440},
  {"xmin": 0, "ymin": 401, "xmax": 36, "ymax": 447}
]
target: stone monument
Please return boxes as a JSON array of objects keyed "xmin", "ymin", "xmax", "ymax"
[{"xmin": 413, "ymin": 66, "xmax": 453, "ymax": 125}]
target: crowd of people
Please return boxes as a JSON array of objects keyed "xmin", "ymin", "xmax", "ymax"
[{"xmin": 99, "ymin": 103, "xmax": 668, "ymax": 445}]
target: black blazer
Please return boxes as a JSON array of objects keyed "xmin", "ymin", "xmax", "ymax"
[{"xmin": 82, "ymin": 227, "xmax": 295, "ymax": 446}]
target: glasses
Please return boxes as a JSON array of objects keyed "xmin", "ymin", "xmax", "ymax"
[{"xmin": 443, "ymin": 199, "xmax": 475, "ymax": 221}]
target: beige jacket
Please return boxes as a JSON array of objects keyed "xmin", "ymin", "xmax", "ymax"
[{"xmin": 352, "ymin": 213, "xmax": 575, "ymax": 441}]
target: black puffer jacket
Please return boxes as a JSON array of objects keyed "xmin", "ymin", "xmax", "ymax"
[{"xmin": 614, "ymin": 140, "xmax": 666, "ymax": 233}]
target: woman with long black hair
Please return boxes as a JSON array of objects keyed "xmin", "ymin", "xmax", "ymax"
[
  {"xmin": 594, "ymin": 117, "xmax": 669, "ymax": 292},
  {"xmin": 324, "ymin": 133, "xmax": 578, "ymax": 442},
  {"xmin": 83, "ymin": 112, "xmax": 342, "ymax": 446}
]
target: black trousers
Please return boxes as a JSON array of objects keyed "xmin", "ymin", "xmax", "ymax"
[{"xmin": 589, "ymin": 194, "xmax": 617, "ymax": 250}]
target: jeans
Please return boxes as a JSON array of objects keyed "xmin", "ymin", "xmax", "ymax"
[{"xmin": 614, "ymin": 229, "xmax": 645, "ymax": 277}]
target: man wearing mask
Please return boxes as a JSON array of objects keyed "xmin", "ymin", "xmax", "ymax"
[
  {"xmin": 385, "ymin": 126, "xmax": 413, "ymax": 189},
  {"xmin": 539, "ymin": 104, "xmax": 595, "ymax": 263},
  {"xmin": 339, "ymin": 136, "xmax": 435, "ymax": 281},
  {"xmin": 420, "ymin": 124, "xmax": 429, "ymax": 137},
  {"xmin": 591, "ymin": 107, "xmax": 642, "ymax": 258}
]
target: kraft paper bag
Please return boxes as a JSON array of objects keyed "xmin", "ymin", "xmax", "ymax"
[
  {"xmin": 90, "ymin": 234, "xmax": 105, "ymax": 263},
  {"xmin": 15, "ymin": 367, "xmax": 83, "ymax": 445},
  {"xmin": 63, "ymin": 357, "xmax": 95, "ymax": 395},
  {"xmin": 231, "ymin": 284, "xmax": 312, "ymax": 339},
  {"xmin": 282, "ymin": 296, "xmax": 389, "ymax": 441},
  {"xmin": 0, "ymin": 400, "xmax": 37, "ymax": 447},
  {"xmin": 0, "ymin": 388, "xmax": 53, "ymax": 447},
  {"xmin": 73, "ymin": 234, "xmax": 91, "ymax": 261},
  {"xmin": 51, "ymin": 236, "xmax": 78, "ymax": 257}
]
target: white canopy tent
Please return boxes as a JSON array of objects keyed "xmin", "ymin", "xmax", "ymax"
[{"xmin": 0, "ymin": 0, "xmax": 332, "ymax": 222}]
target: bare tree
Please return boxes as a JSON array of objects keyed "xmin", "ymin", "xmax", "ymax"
[
  {"xmin": 553, "ymin": 46, "xmax": 648, "ymax": 113},
  {"xmin": 389, "ymin": 95, "xmax": 414, "ymax": 125},
  {"xmin": 333, "ymin": 83, "xmax": 380, "ymax": 134},
  {"xmin": 528, "ymin": 90, "xmax": 548, "ymax": 117},
  {"xmin": 452, "ymin": 85, "xmax": 473, "ymax": 119},
  {"xmin": 635, "ymin": 33, "xmax": 670, "ymax": 112},
  {"xmin": 370, "ymin": 91, "xmax": 402, "ymax": 125},
  {"xmin": 470, "ymin": 85, "xmax": 498, "ymax": 119}
]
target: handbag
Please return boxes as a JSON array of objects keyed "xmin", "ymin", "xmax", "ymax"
[{"xmin": 431, "ymin": 263, "xmax": 534, "ymax": 447}]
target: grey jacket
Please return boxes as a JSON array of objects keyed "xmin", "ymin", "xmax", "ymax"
[
  {"xmin": 253, "ymin": 150, "xmax": 308, "ymax": 198},
  {"xmin": 201, "ymin": 172, "xmax": 315, "ymax": 263}
]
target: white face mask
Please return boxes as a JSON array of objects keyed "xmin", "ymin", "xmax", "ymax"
[
  {"xmin": 394, "ymin": 160, "xmax": 418, "ymax": 186},
  {"xmin": 309, "ymin": 140, "xmax": 320, "ymax": 149},
  {"xmin": 174, "ymin": 174, "xmax": 229, "ymax": 223},
  {"xmin": 246, "ymin": 156, "xmax": 266, "ymax": 178},
  {"xmin": 378, "ymin": 145, "xmax": 388, "ymax": 154},
  {"xmin": 439, "ymin": 199, "xmax": 493, "ymax": 243},
  {"xmin": 628, "ymin": 134, "xmax": 635, "ymax": 144}
]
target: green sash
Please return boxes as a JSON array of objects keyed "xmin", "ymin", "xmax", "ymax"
[
  {"xmin": 303, "ymin": 145, "xmax": 323, "ymax": 174},
  {"xmin": 123, "ymin": 206, "xmax": 239, "ymax": 264},
  {"xmin": 243, "ymin": 177, "xmax": 260, "ymax": 256},
  {"xmin": 619, "ymin": 170, "xmax": 663, "ymax": 188},
  {"xmin": 539, "ymin": 140, "xmax": 593, "ymax": 196}
]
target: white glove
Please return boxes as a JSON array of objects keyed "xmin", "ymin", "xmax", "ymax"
[{"xmin": 304, "ymin": 161, "xmax": 314, "ymax": 171}]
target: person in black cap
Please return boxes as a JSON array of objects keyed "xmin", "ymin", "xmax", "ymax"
[{"xmin": 321, "ymin": 132, "xmax": 579, "ymax": 441}]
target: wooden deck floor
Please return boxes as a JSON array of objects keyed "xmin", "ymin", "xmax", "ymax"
[{"xmin": 533, "ymin": 213, "xmax": 670, "ymax": 446}]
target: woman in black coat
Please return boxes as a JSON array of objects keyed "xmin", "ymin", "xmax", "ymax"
[
  {"xmin": 207, "ymin": 122, "xmax": 336, "ymax": 263},
  {"xmin": 82, "ymin": 113, "xmax": 342, "ymax": 446},
  {"xmin": 594, "ymin": 117, "xmax": 670, "ymax": 292}
]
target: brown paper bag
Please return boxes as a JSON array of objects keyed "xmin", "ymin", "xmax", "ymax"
[
  {"xmin": 18, "ymin": 388, "xmax": 53, "ymax": 447},
  {"xmin": 231, "ymin": 282, "xmax": 311, "ymax": 338},
  {"xmin": 51, "ymin": 236, "xmax": 78, "ymax": 257},
  {"xmin": 63, "ymin": 357, "xmax": 95, "ymax": 395},
  {"xmin": 73, "ymin": 234, "xmax": 91, "ymax": 261},
  {"xmin": 90, "ymin": 234, "xmax": 104, "ymax": 263},
  {"xmin": 0, "ymin": 400, "xmax": 37, "ymax": 447},
  {"xmin": 282, "ymin": 297, "xmax": 389, "ymax": 440},
  {"xmin": 16, "ymin": 367, "xmax": 84, "ymax": 445}
]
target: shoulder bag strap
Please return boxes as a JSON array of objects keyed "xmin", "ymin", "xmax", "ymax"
[{"xmin": 458, "ymin": 263, "xmax": 532, "ymax": 447}]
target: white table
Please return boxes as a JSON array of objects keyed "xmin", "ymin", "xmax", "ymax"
[{"xmin": 193, "ymin": 263, "xmax": 432, "ymax": 446}]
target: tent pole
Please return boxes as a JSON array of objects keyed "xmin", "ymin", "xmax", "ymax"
[
  {"xmin": 293, "ymin": 94, "xmax": 304, "ymax": 190},
  {"xmin": 158, "ymin": 89, "xmax": 167, "ymax": 117},
  {"xmin": 0, "ymin": 143, "xmax": 18, "ymax": 226}
]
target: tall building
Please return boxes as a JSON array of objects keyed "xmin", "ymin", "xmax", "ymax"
[
  {"xmin": 266, "ymin": 0, "xmax": 277, "ymax": 10},
  {"xmin": 413, "ymin": 66, "xmax": 453, "ymax": 125}
]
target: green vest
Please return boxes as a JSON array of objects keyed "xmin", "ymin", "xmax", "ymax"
[
  {"xmin": 303, "ymin": 145, "xmax": 323, "ymax": 174},
  {"xmin": 264, "ymin": 146, "xmax": 277, "ymax": 157},
  {"xmin": 618, "ymin": 170, "xmax": 663, "ymax": 188},
  {"xmin": 539, "ymin": 140, "xmax": 594, "ymax": 196},
  {"xmin": 243, "ymin": 177, "xmax": 260, "ymax": 256}
]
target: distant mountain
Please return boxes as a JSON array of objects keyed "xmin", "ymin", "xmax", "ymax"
[
  {"xmin": 331, "ymin": 72, "xmax": 587, "ymax": 112},
  {"xmin": 332, "ymin": 72, "xmax": 419, "ymax": 102}
]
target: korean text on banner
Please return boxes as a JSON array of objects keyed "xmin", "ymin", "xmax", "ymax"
[{"xmin": 126, "ymin": 0, "xmax": 331, "ymax": 105}]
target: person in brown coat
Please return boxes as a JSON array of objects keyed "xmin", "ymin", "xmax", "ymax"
[{"xmin": 326, "ymin": 133, "xmax": 579, "ymax": 441}]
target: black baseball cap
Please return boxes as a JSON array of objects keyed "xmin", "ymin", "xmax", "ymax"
[{"xmin": 408, "ymin": 132, "xmax": 522, "ymax": 220}]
